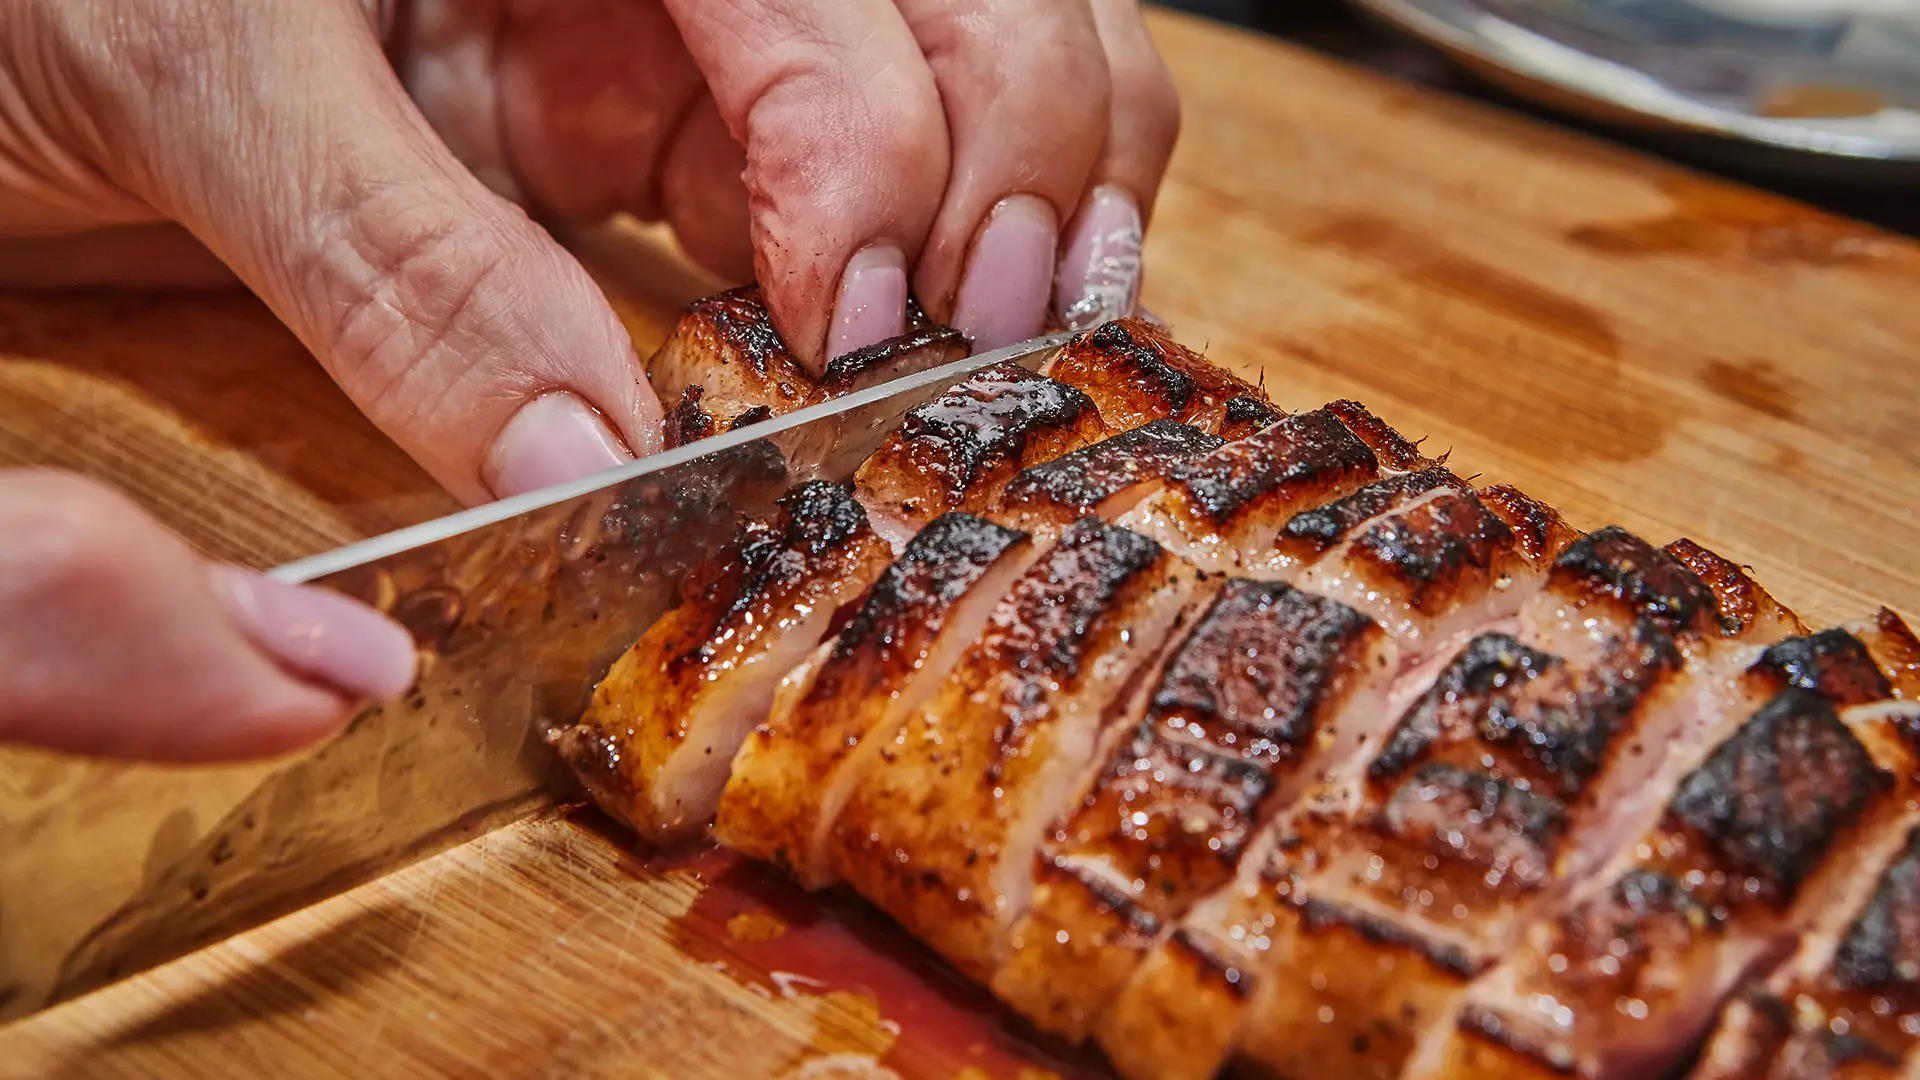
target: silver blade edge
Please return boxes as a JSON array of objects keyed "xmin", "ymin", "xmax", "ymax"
[{"xmin": 0, "ymin": 331, "xmax": 1073, "ymax": 1024}]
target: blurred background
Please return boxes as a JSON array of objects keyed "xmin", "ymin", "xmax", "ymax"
[{"xmin": 1152, "ymin": 0, "xmax": 1918, "ymax": 236}]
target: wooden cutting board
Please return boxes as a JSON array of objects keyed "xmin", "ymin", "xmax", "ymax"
[{"xmin": 5, "ymin": 9, "xmax": 1920, "ymax": 1079}]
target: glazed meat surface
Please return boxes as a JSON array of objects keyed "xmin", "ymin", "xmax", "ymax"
[{"xmin": 563, "ymin": 294, "xmax": 1920, "ymax": 1080}]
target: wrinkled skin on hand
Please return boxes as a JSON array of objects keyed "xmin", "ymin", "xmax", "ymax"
[{"xmin": 0, "ymin": 0, "xmax": 1179, "ymax": 761}]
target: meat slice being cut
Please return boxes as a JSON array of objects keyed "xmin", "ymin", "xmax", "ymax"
[
  {"xmin": 852, "ymin": 362, "xmax": 1112, "ymax": 545},
  {"xmin": 989, "ymin": 580, "xmax": 1397, "ymax": 1041},
  {"xmin": 1121, "ymin": 406, "xmax": 1386, "ymax": 575},
  {"xmin": 714, "ymin": 512, "xmax": 1037, "ymax": 889},
  {"xmin": 550, "ymin": 481, "xmax": 894, "ymax": 840},
  {"xmin": 1690, "ymin": 809, "xmax": 1920, "ymax": 1080},
  {"xmin": 831, "ymin": 517, "xmax": 1199, "ymax": 981},
  {"xmin": 1406, "ymin": 619, "xmax": 1920, "ymax": 1080},
  {"xmin": 1095, "ymin": 527, "xmax": 1774, "ymax": 1080},
  {"xmin": 994, "ymin": 420, "xmax": 1225, "ymax": 536},
  {"xmin": 650, "ymin": 286, "xmax": 967, "ymax": 446},
  {"xmin": 1040, "ymin": 318, "xmax": 1267, "ymax": 433}
]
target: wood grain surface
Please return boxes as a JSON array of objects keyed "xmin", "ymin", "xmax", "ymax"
[{"xmin": 5, "ymin": 9, "xmax": 1920, "ymax": 1078}]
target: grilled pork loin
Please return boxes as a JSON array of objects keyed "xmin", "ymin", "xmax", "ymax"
[
  {"xmin": 550, "ymin": 481, "xmax": 893, "ymax": 839},
  {"xmin": 560, "ymin": 289, "xmax": 1920, "ymax": 1080}
]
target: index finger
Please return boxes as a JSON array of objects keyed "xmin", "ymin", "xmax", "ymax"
[{"xmin": 660, "ymin": 0, "xmax": 952, "ymax": 374}]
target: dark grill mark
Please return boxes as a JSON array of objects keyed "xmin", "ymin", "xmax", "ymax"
[
  {"xmin": 1173, "ymin": 409, "xmax": 1380, "ymax": 524},
  {"xmin": 1833, "ymin": 824, "xmax": 1920, "ymax": 994},
  {"xmin": 1084, "ymin": 719, "xmax": 1272, "ymax": 879},
  {"xmin": 1377, "ymin": 763, "xmax": 1570, "ymax": 890},
  {"xmin": 1001, "ymin": 421, "xmax": 1223, "ymax": 518},
  {"xmin": 984, "ymin": 518, "xmax": 1163, "ymax": 684},
  {"xmin": 1349, "ymin": 490, "xmax": 1516, "ymax": 595},
  {"xmin": 1081, "ymin": 319, "xmax": 1199, "ymax": 417},
  {"xmin": 891, "ymin": 363, "xmax": 1099, "ymax": 498},
  {"xmin": 1220, "ymin": 396, "xmax": 1285, "ymax": 440},
  {"xmin": 1297, "ymin": 899, "xmax": 1486, "ymax": 981},
  {"xmin": 1667, "ymin": 688, "xmax": 1890, "ymax": 903},
  {"xmin": 831, "ymin": 512, "xmax": 1026, "ymax": 660},
  {"xmin": 1277, "ymin": 467, "xmax": 1460, "ymax": 559},
  {"xmin": 1749, "ymin": 629, "xmax": 1894, "ymax": 706},
  {"xmin": 1552, "ymin": 526, "xmax": 1717, "ymax": 633},
  {"xmin": 1370, "ymin": 634, "xmax": 1562, "ymax": 780},
  {"xmin": 1324, "ymin": 399, "xmax": 1433, "ymax": 471},
  {"xmin": 1151, "ymin": 579, "xmax": 1376, "ymax": 754},
  {"xmin": 669, "ymin": 385, "xmax": 717, "ymax": 447},
  {"xmin": 820, "ymin": 324, "xmax": 967, "ymax": 389},
  {"xmin": 691, "ymin": 286, "xmax": 788, "ymax": 376},
  {"xmin": 1666, "ymin": 538, "xmax": 1770, "ymax": 637},
  {"xmin": 1479, "ymin": 485, "xmax": 1575, "ymax": 564}
]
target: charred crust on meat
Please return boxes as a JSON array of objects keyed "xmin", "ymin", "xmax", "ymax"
[
  {"xmin": 1277, "ymin": 467, "xmax": 1461, "ymax": 559},
  {"xmin": 1551, "ymin": 526, "xmax": 1717, "ymax": 633},
  {"xmin": 1001, "ymin": 421, "xmax": 1224, "ymax": 518},
  {"xmin": 1086, "ymin": 718, "xmax": 1273, "ymax": 873},
  {"xmin": 1172, "ymin": 409, "xmax": 1380, "ymax": 525},
  {"xmin": 1219, "ymin": 396, "xmax": 1286, "ymax": 440},
  {"xmin": 820, "ymin": 323, "xmax": 968, "ymax": 389},
  {"xmin": 1664, "ymin": 538, "xmax": 1783, "ymax": 637},
  {"xmin": 1349, "ymin": 490, "xmax": 1517, "ymax": 599},
  {"xmin": 1153, "ymin": 579, "xmax": 1377, "ymax": 752},
  {"xmin": 831, "ymin": 512, "xmax": 1026, "ymax": 661},
  {"xmin": 727, "ymin": 406, "xmax": 773, "ymax": 432},
  {"xmin": 1048, "ymin": 855, "xmax": 1166, "ymax": 939},
  {"xmin": 1479, "ymin": 485, "xmax": 1580, "ymax": 564},
  {"xmin": 1296, "ymin": 899, "xmax": 1487, "ymax": 981},
  {"xmin": 882, "ymin": 363, "xmax": 1100, "ymax": 501},
  {"xmin": 1667, "ymin": 688, "xmax": 1891, "ymax": 904},
  {"xmin": 670, "ymin": 481, "xmax": 875, "ymax": 671},
  {"xmin": 685, "ymin": 286, "xmax": 790, "ymax": 377},
  {"xmin": 984, "ymin": 518, "xmax": 1163, "ymax": 684},
  {"xmin": 1324, "ymin": 399, "xmax": 1435, "ymax": 471},
  {"xmin": 1376, "ymin": 762, "xmax": 1571, "ymax": 890},
  {"xmin": 1079, "ymin": 320, "xmax": 1198, "ymax": 416},
  {"xmin": 1832, "ymin": 824, "xmax": 1920, "ymax": 994},
  {"xmin": 1371, "ymin": 633, "xmax": 1562, "ymax": 779},
  {"xmin": 667, "ymin": 386, "xmax": 718, "ymax": 447},
  {"xmin": 1748, "ymin": 630, "xmax": 1894, "ymax": 706}
]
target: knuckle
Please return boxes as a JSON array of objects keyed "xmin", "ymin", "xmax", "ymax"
[{"xmin": 299, "ymin": 183, "xmax": 521, "ymax": 432}]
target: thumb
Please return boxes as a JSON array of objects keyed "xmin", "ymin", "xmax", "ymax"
[
  {"xmin": 0, "ymin": 470, "xmax": 417, "ymax": 762},
  {"xmin": 39, "ymin": 0, "xmax": 662, "ymax": 504}
]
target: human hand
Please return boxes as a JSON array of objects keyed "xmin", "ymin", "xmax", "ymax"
[
  {"xmin": 2, "ymin": 0, "xmax": 1180, "ymax": 502},
  {"xmin": 0, "ymin": 0, "xmax": 1178, "ymax": 761}
]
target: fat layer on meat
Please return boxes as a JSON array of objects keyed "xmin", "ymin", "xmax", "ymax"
[
  {"xmin": 715, "ymin": 512, "xmax": 1037, "ymax": 888},
  {"xmin": 550, "ymin": 481, "xmax": 894, "ymax": 839},
  {"xmin": 830, "ymin": 517, "xmax": 1200, "ymax": 981}
]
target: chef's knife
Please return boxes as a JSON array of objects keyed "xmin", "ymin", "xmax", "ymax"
[{"xmin": 0, "ymin": 330, "xmax": 1075, "ymax": 1024}]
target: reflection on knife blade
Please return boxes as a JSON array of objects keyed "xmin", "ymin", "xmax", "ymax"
[{"xmin": 0, "ymin": 306, "xmax": 1071, "ymax": 1023}]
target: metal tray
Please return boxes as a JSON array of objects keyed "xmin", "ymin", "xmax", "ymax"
[{"xmin": 1351, "ymin": 0, "xmax": 1920, "ymax": 180}]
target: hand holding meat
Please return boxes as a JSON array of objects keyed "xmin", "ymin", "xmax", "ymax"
[{"xmin": 0, "ymin": 0, "xmax": 1178, "ymax": 760}]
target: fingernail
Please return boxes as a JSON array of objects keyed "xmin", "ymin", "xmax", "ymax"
[
  {"xmin": 1054, "ymin": 186, "xmax": 1143, "ymax": 331},
  {"xmin": 484, "ymin": 391, "xmax": 634, "ymax": 499},
  {"xmin": 208, "ymin": 566, "xmax": 418, "ymax": 701},
  {"xmin": 826, "ymin": 244, "xmax": 908, "ymax": 363},
  {"xmin": 951, "ymin": 195, "xmax": 1059, "ymax": 351}
]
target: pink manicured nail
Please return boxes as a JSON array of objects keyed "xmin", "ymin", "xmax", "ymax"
[
  {"xmin": 1055, "ymin": 186, "xmax": 1143, "ymax": 331},
  {"xmin": 208, "ymin": 566, "xmax": 419, "ymax": 701},
  {"xmin": 484, "ymin": 391, "xmax": 634, "ymax": 499},
  {"xmin": 826, "ymin": 244, "xmax": 908, "ymax": 364},
  {"xmin": 951, "ymin": 195, "xmax": 1059, "ymax": 351}
]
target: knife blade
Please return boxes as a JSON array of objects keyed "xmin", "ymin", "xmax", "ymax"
[{"xmin": 0, "ymin": 330, "xmax": 1075, "ymax": 1024}]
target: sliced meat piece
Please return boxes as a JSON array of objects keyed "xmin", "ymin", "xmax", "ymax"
[
  {"xmin": 989, "ymin": 581, "xmax": 1397, "ymax": 1041},
  {"xmin": 1691, "ymin": 810, "xmax": 1920, "ymax": 1080},
  {"xmin": 1041, "ymin": 318, "xmax": 1267, "ymax": 433},
  {"xmin": 1666, "ymin": 538, "xmax": 1808, "ymax": 644},
  {"xmin": 650, "ymin": 286, "xmax": 967, "ymax": 446},
  {"xmin": 831, "ymin": 518, "xmax": 1199, "ymax": 981},
  {"xmin": 1294, "ymin": 485, "xmax": 1535, "ymax": 645},
  {"xmin": 1858, "ymin": 608, "xmax": 1920, "ymax": 699},
  {"xmin": 1324, "ymin": 399, "xmax": 1445, "ymax": 472},
  {"xmin": 1408, "ymin": 659, "xmax": 1919, "ymax": 1080},
  {"xmin": 550, "ymin": 481, "xmax": 894, "ymax": 840},
  {"xmin": 994, "ymin": 420, "xmax": 1224, "ymax": 536},
  {"xmin": 1270, "ymin": 466, "xmax": 1464, "ymax": 574},
  {"xmin": 853, "ymin": 362, "xmax": 1112, "ymax": 545},
  {"xmin": 714, "ymin": 513, "xmax": 1036, "ymax": 888},
  {"xmin": 1480, "ymin": 484, "xmax": 1583, "ymax": 565},
  {"xmin": 1120, "ymin": 406, "xmax": 1384, "ymax": 575},
  {"xmin": 1218, "ymin": 396, "xmax": 1287, "ymax": 440},
  {"xmin": 1096, "ymin": 526, "xmax": 1756, "ymax": 1080}
]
